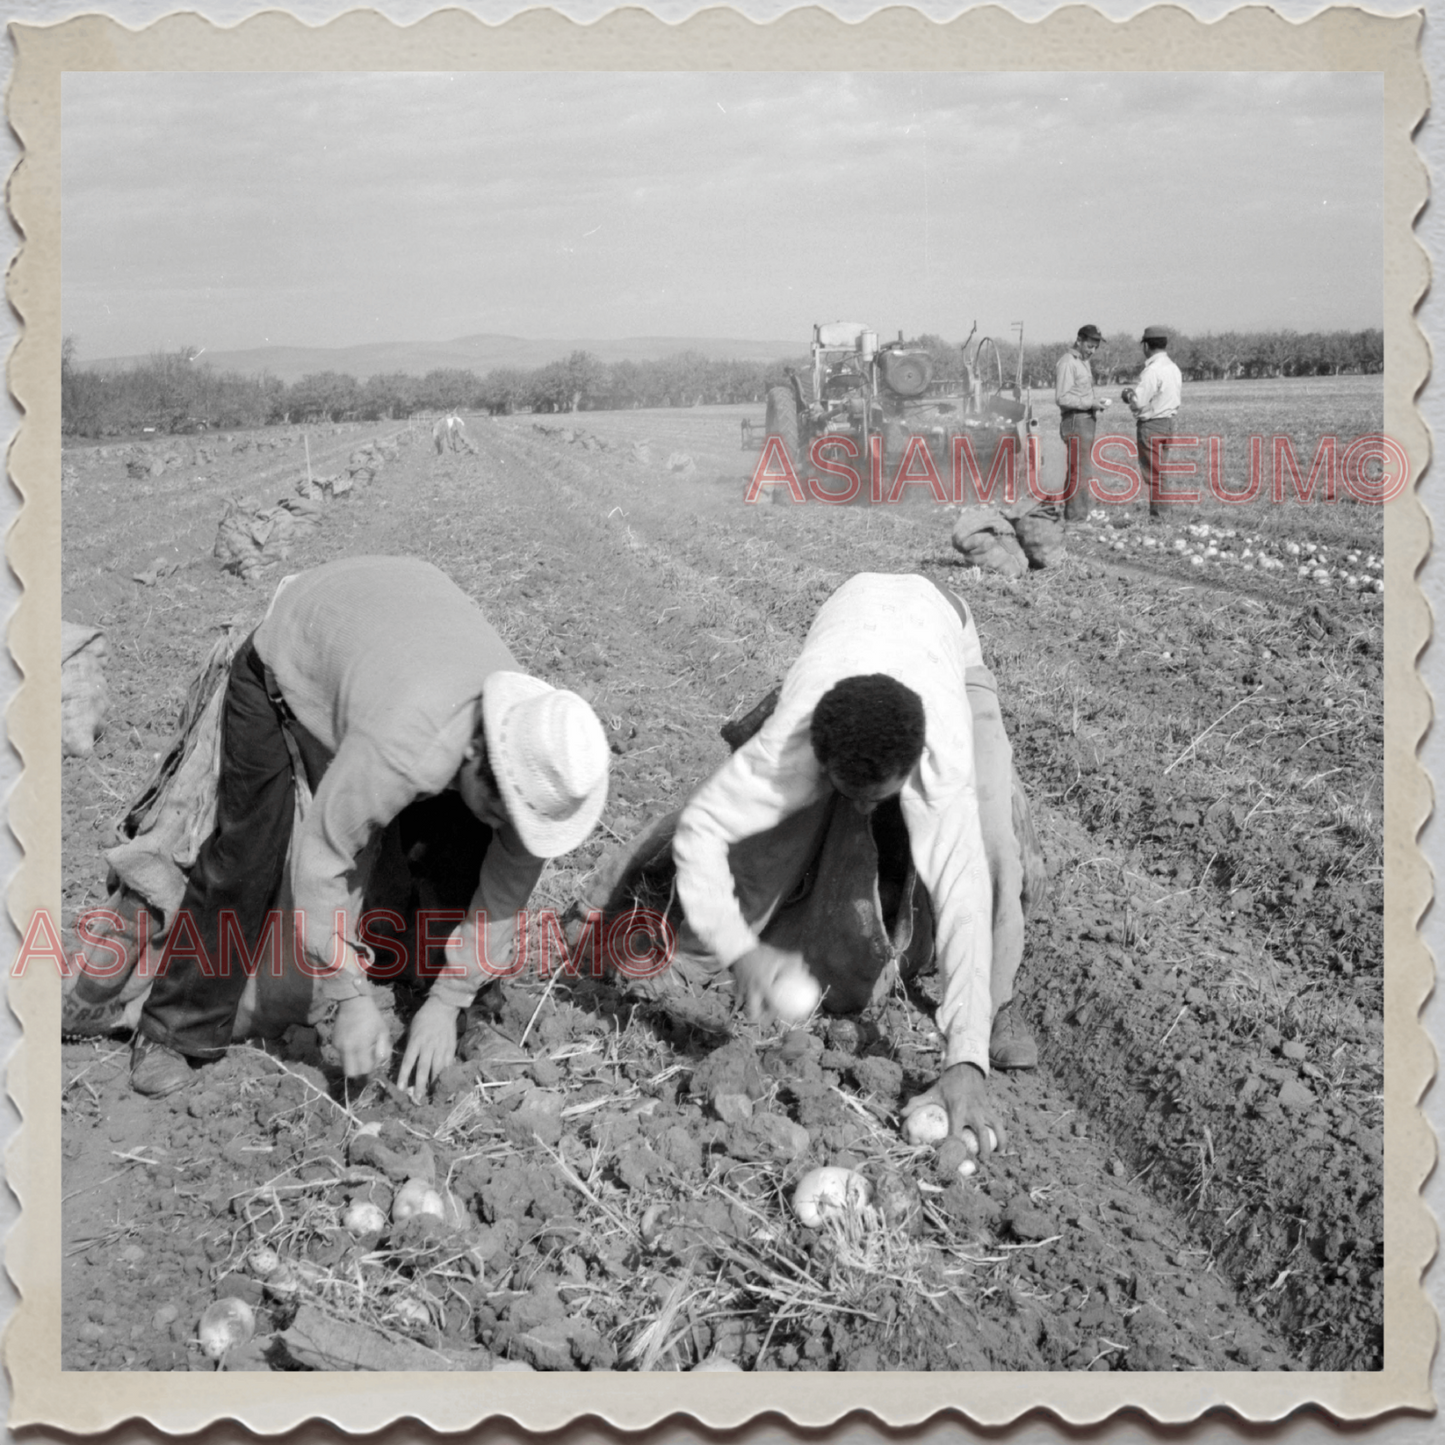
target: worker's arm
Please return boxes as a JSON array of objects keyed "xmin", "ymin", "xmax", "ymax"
[
  {"xmin": 428, "ymin": 823, "xmax": 544, "ymax": 1008},
  {"xmin": 290, "ymin": 733, "xmax": 419, "ymax": 1001},
  {"xmin": 901, "ymin": 767, "xmax": 995, "ymax": 1076},
  {"xmin": 672, "ymin": 729, "xmax": 824, "ymax": 966},
  {"xmin": 899, "ymin": 766, "xmax": 1003, "ymax": 1150},
  {"xmin": 290, "ymin": 735, "xmax": 425, "ymax": 1077},
  {"xmin": 398, "ymin": 820, "xmax": 543, "ymax": 1096}
]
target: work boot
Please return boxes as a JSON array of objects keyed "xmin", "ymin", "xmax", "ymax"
[
  {"xmin": 129, "ymin": 1032, "xmax": 193, "ymax": 1098},
  {"xmin": 989, "ymin": 1003, "xmax": 1039, "ymax": 1070}
]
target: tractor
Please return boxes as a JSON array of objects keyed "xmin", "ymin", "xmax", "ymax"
[{"xmin": 751, "ymin": 322, "xmax": 1035, "ymax": 491}]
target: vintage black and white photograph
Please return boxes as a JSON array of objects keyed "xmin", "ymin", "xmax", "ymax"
[{"xmin": 47, "ymin": 56, "xmax": 1397, "ymax": 1389}]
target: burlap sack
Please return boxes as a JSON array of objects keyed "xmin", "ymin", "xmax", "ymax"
[
  {"xmin": 214, "ymin": 497, "xmax": 321, "ymax": 580},
  {"xmin": 1012, "ymin": 510, "xmax": 1067, "ymax": 569},
  {"xmin": 950, "ymin": 505, "xmax": 1029, "ymax": 579},
  {"xmin": 62, "ymin": 630, "xmax": 327, "ymax": 1041},
  {"xmin": 61, "ymin": 622, "xmax": 110, "ymax": 759}
]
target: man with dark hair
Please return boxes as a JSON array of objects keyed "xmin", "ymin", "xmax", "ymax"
[
  {"xmin": 671, "ymin": 572, "xmax": 1034, "ymax": 1159},
  {"xmin": 1053, "ymin": 324, "xmax": 1107, "ymax": 523},
  {"xmin": 809, "ymin": 674, "xmax": 926, "ymax": 795},
  {"xmin": 1123, "ymin": 326, "xmax": 1184, "ymax": 520},
  {"xmin": 130, "ymin": 555, "xmax": 610, "ymax": 1101}
]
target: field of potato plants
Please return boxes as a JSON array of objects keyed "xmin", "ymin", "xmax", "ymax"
[{"xmin": 59, "ymin": 374, "xmax": 1385, "ymax": 1374}]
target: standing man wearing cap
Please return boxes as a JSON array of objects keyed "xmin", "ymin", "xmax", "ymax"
[
  {"xmin": 1123, "ymin": 326, "xmax": 1184, "ymax": 521},
  {"xmin": 1053, "ymin": 324, "xmax": 1106, "ymax": 523},
  {"xmin": 129, "ymin": 555, "xmax": 610, "ymax": 1100}
]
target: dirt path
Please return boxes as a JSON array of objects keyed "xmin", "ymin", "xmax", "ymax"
[{"xmin": 60, "ymin": 410, "xmax": 1382, "ymax": 1372}]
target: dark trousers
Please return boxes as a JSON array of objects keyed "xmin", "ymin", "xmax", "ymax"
[
  {"xmin": 1137, "ymin": 416, "xmax": 1177, "ymax": 517},
  {"xmin": 1057, "ymin": 412, "xmax": 1095, "ymax": 522},
  {"xmin": 140, "ymin": 636, "xmax": 297, "ymax": 1058}
]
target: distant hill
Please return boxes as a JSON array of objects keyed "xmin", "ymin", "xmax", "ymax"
[{"xmin": 88, "ymin": 333, "xmax": 800, "ymax": 383}]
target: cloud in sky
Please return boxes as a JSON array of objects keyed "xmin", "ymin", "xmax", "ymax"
[{"xmin": 62, "ymin": 70, "xmax": 1382, "ymax": 360}]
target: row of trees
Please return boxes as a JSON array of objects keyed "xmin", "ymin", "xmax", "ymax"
[
  {"xmin": 62, "ymin": 326, "xmax": 1385, "ymax": 437},
  {"xmin": 61, "ymin": 339, "xmax": 289, "ymax": 438},
  {"xmin": 968, "ymin": 327, "xmax": 1385, "ymax": 392},
  {"xmin": 61, "ymin": 341, "xmax": 798, "ymax": 436},
  {"xmin": 268, "ymin": 350, "xmax": 803, "ymax": 418}
]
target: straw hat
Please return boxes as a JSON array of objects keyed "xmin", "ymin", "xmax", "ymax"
[{"xmin": 481, "ymin": 672, "xmax": 610, "ymax": 857}]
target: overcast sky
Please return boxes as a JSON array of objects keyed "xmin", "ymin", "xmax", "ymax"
[{"xmin": 62, "ymin": 71, "xmax": 1382, "ymax": 361}]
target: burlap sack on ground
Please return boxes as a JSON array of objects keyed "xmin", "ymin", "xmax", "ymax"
[
  {"xmin": 61, "ymin": 621, "xmax": 110, "ymax": 758},
  {"xmin": 950, "ymin": 505, "xmax": 1029, "ymax": 579},
  {"xmin": 213, "ymin": 496, "xmax": 321, "ymax": 581},
  {"xmin": 1011, "ymin": 509, "xmax": 1067, "ymax": 569},
  {"xmin": 296, "ymin": 473, "xmax": 351, "ymax": 501}
]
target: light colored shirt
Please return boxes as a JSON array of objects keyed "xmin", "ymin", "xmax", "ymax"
[
  {"xmin": 671, "ymin": 573, "xmax": 998, "ymax": 1073},
  {"xmin": 254, "ymin": 556, "xmax": 543, "ymax": 1007},
  {"xmin": 1055, "ymin": 346, "xmax": 1096, "ymax": 412},
  {"xmin": 1132, "ymin": 350, "xmax": 1183, "ymax": 420}
]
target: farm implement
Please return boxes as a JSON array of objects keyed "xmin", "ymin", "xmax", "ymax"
[{"xmin": 746, "ymin": 321, "xmax": 1036, "ymax": 478}]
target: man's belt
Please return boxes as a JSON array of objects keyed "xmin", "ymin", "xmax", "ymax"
[
  {"xmin": 1059, "ymin": 407, "xmax": 1094, "ymax": 416},
  {"xmin": 262, "ymin": 663, "xmax": 297, "ymax": 723}
]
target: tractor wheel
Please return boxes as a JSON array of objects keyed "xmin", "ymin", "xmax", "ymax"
[
  {"xmin": 765, "ymin": 385, "xmax": 802, "ymax": 468},
  {"xmin": 975, "ymin": 338, "xmax": 1003, "ymax": 403}
]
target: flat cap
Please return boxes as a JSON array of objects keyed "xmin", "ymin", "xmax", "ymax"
[
  {"xmin": 1141, "ymin": 325, "xmax": 1169, "ymax": 343},
  {"xmin": 1077, "ymin": 324, "xmax": 1103, "ymax": 342}
]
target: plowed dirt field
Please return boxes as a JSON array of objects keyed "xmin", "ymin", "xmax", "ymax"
[{"xmin": 60, "ymin": 378, "xmax": 1385, "ymax": 1374}]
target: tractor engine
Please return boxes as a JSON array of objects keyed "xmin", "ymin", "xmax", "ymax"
[{"xmin": 877, "ymin": 347, "xmax": 933, "ymax": 399}]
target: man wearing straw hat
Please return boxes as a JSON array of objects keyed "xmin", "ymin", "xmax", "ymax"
[{"xmin": 129, "ymin": 555, "xmax": 610, "ymax": 1101}]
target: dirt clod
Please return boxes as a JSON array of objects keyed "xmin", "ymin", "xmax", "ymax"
[
  {"xmin": 1004, "ymin": 1197, "xmax": 1055, "ymax": 1242},
  {"xmin": 711, "ymin": 1091, "xmax": 753, "ymax": 1124}
]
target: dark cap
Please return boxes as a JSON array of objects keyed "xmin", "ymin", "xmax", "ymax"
[
  {"xmin": 1141, "ymin": 325, "xmax": 1169, "ymax": 344},
  {"xmin": 1077, "ymin": 324, "xmax": 1103, "ymax": 342}
]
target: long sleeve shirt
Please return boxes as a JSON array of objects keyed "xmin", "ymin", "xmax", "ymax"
[
  {"xmin": 1131, "ymin": 351, "xmax": 1183, "ymax": 420},
  {"xmin": 253, "ymin": 556, "xmax": 543, "ymax": 1006},
  {"xmin": 671, "ymin": 573, "xmax": 998, "ymax": 1073},
  {"xmin": 1055, "ymin": 347, "xmax": 1096, "ymax": 412}
]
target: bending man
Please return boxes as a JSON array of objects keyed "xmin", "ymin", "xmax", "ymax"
[
  {"xmin": 671, "ymin": 572, "xmax": 1033, "ymax": 1157},
  {"xmin": 433, "ymin": 414, "xmax": 474, "ymax": 455},
  {"xmin": 131, "ymin": 555, "xmax": 610, "ymax": 1099}
]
